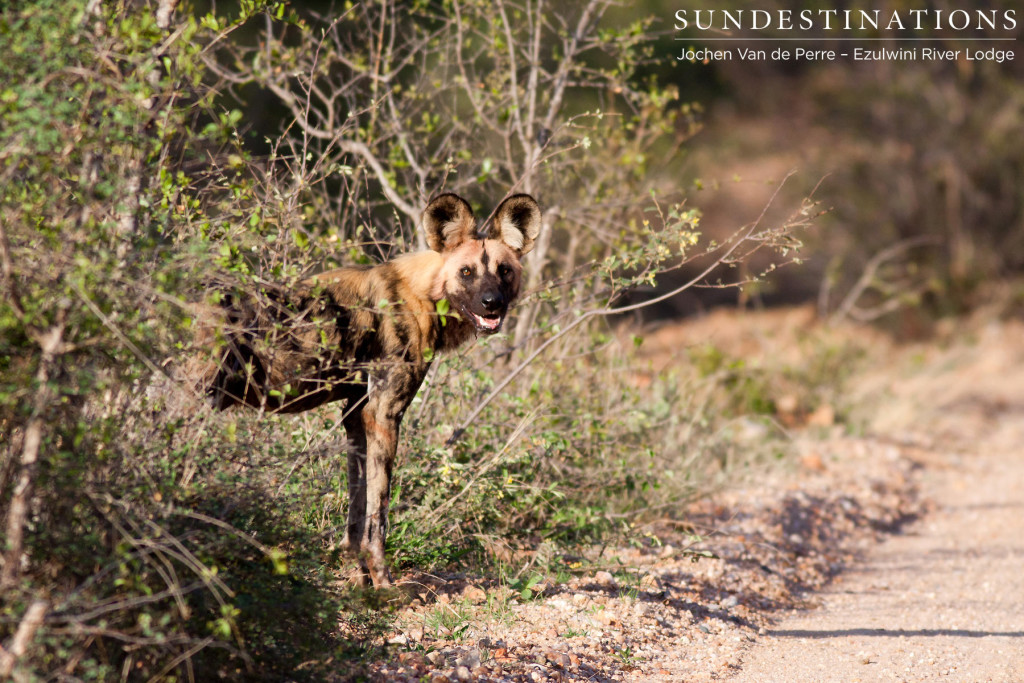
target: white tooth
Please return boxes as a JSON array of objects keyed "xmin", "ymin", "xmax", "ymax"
[{"xmin": 472, "ymin": 313, "xmax": 501, "ymax": 330}]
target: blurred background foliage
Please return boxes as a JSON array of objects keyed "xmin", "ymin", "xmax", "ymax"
[
  {"xmin": 643, "ymin": 0, "xmax": 1024, "ymax": 327},
  {"xmin": 0, "ymin": 0, "xmax": 1020, "ymax": 679}
]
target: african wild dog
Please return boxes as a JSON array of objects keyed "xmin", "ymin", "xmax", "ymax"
[{"xmin": 191, "ymin": 193, "xmax": 542, "ymax": 587}]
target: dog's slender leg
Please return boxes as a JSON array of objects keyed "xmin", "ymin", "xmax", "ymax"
[
  {"xmin": 342, "ymin": 397, "xmax": 371, "ymax": 586},
  {"xmin": 360, "ymin": 365, "xmax": 426, "ymax": 587},
  {"xmin": 360, "ymin": 406, "xmax": 397, "ymax": 588}
]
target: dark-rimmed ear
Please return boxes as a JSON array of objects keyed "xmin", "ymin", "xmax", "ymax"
[
  {"xmin": 423, "ymin": 193, "xmax": 475, "ymax": 253},
  {"xmin": 487, "ymin": 194, "xmax": 542, "ymax": 255}
]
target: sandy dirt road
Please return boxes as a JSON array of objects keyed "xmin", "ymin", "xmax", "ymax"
[{"xmin": 730, "ymin": 322, "xmax": 1024, "ymax": 683}]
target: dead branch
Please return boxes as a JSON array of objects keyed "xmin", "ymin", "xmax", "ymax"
[
  {"xmin": 1, "ymin": 322, "xmax": 63, "ymax": 589},
  {"xmin": 0, "ymin": 599, "xmax": 49, "ymax": 678},
  {"xmin": 830, "ymin": 236, "xmax": 939, "ymax": 324}
]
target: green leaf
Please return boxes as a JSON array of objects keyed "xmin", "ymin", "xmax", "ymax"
[
  {"xmin": 268, "ymin": 548, "xmax": 289, "ymax": 575},
  {"xmin": 436, "ymin": 298, "xmax": 450, "ymax": 326}
]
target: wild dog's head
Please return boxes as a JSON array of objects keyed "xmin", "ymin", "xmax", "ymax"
[{"xmin": 424, "ymin": 193, "xmax": 541, "ymax": 334}]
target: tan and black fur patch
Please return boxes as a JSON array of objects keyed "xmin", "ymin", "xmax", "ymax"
[{"xmin": 188, "ymin": 193, "xmax": 542, "ymax": 587}]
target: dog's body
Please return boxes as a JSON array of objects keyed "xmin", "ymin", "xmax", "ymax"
[{"xmin": 192, "ymin": 193, "xmax": 542, "ymax": 586}]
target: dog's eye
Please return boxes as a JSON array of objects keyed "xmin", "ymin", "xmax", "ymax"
[
  {"xmin": 498, "ymin": 264, "xmax": 511, "ymax": 279},
  {"xmin": 460, "ymin": 266, "xmax": 473, "ymax": 277}
]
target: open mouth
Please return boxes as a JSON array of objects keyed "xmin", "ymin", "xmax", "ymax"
[{"xmin": 470, "ymin": 312, "xmax": 503, "ymax": 332}]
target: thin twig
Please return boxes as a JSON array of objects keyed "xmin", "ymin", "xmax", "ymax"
[{"xmin": 830, "ymin": 236, "xmax": 938, "ymax": 323}]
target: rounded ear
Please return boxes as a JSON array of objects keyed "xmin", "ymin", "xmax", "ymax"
[
  {"xmin": 488, "ymin": 194, "xmax": 542, "ymax": 255},
  {"xmin": 423, "ymin": 193, "xmax": 475, "ymax": 252}
]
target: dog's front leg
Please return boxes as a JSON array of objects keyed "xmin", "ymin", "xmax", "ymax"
[
  {"xmin": 360, "ymin": 365, "xmax": 425, "ymax": 587},
  {"xmin": 361, "ymin": 408, "xmax": 396, "ymax": 587},
  {"xmin": 341, "ymin": 402, "xmax": 371, "ymax": 586}
]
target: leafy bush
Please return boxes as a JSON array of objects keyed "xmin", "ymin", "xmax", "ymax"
[{"xmin": 0, "ymin": 1, "xmax": 812, "ymax": 679}]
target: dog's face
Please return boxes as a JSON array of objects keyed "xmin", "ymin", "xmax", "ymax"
[{"xmin": 424, "ymin": 193, "xmax": 541, "ymax": 334}]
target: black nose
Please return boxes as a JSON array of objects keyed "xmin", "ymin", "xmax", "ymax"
[{"xmin": 480, "ymin": 291, "xmax": 504, "ymax": 312}]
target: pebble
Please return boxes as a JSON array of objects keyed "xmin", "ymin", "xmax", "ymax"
[
  {"xmin": 462, "ymin": 585, "xmax": 487, "ymax": 603},
  {"xmin": 547, "ymin": 651, "xmax": 571, "ymax": 669},
  {"xmin": 456, "ymin": 649, "xmax": 481, "ymax": 669}
]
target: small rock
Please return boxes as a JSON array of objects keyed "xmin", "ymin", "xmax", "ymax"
[
  {"xmin": 456, "ymin": 649, "xmax": 481, "ymax": 669},
  {"xmin": 548, "ymin": 652, "xmax": 571, "ymax": 669},
  {"xmin": 639, "ymin": 574, "xmax": 659, "ymax": 589},
  {"xmin": 426, "ymin": 651, "xmax": 444, "ymax": 665},
  {"xmin": 463, "ymin": 585, "xmax": 487, "ymax": 603},
  {"xmin": 398, "ymin": 652, "xmax": 425, "ymax": 667},
  {"xmin": 593, "ymin": 570, "xmax": 616, "ymax": 586},
  {"xmin": 454, "ymin": 665, "xmax": 471, "ymax": 681}
]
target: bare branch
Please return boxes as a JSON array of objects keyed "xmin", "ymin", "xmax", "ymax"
[
  {"xmin": 451, "ymin": 0, "xmax": 507, "ymax": 142},
  {"xmin": 495, "ymin": 0, "xmax": 530, "ymax": 155},
  {"xmin": 831, "ymin": 236, "xmax": 939, "ymax": 323},
  {"xmin": 1, "ymin": 322, "xmax": 63, "ymax": 588},
  {"xmin": 542, "ymin": 0, "xmax": 605, "ymax": 133},
  {"xmin": 0, "ymin": 599, "xmax": 49, "ymax": 678},
  {"xmin": 338, "ymin": 139, "xmax": 421, "ymax": 221},
  {"xmin": 258, "ymin": 78, "xmax": 421, "ymax": 222}
]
